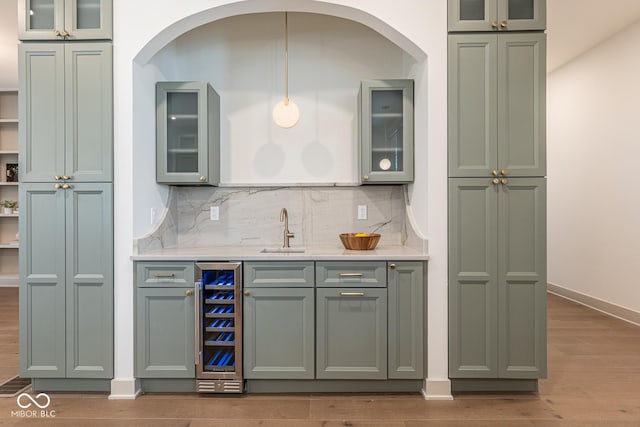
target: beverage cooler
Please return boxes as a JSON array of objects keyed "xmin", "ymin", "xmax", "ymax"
[{"xmin": 195, "ymin": 262, "xmax": 243, "ymax": 393}]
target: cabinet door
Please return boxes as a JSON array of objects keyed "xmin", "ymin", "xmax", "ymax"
[
  {"xmin": 64, "ymin": 0, "xmax": 113, "ymax": 40},
  {"xmin": 497, "ymin": 0, "xmax": 546, "ymax": 31},
  {"xmin": 65, "ymin": 183, "xmax": 112, "ymax": 378},
  {"xmin": 19, "ymin": 43, "xmax": 65, "ymax": 183},
  {"xmin": 498, "ymin": 178, "xmax": 546, "ymax": 378},
  {"xmin": 448, "ymin": 0, "xmax": 545, "ymax": 32},
  {"xmin": 360, "ymin": 80, "xmax": 414, "ymax": 184},
  {"xmin": 316, "ymin": 287, "xmax": 387, "ymax": 379},
  {"xmin": 18, "ymin": 0, "xmax": 65, "ymax": 40},
  {"xmin": 136, "ymin": 287, "xmax": 195, "ymax": 378},
  {"xmin": 19, "ymin": 183, "xmax": 67, "ymax": 378},
  {"xmin": 156, "ymin": 82, "xmax": 220, "ymax": 185},
  {"xmin": 497, "ymin": 33, "xmax": 546, "ymax": 177},
  {"xmin": 448, "ymin": 35, "xmax": 497, "ymax": 178},
  {"xmin": 388, "ymin": 261, "xmax": 425, "ymax": 379},
  {"xmin": 65, "ymin": 43, "xmax": 112, "ymax": 182},
  {"xmin": 243, "ymin": 288, "xmax": 314, "ymax": 379},
  {"xmin": 448, "ymin": 0, "xmax": 498, "ymax": 32},
  {"xmin": 448, "ymin": 178, "xmax": 498, "ymax": 378},
  {"xmin": 18, "ymin": 0, "xmax": 112, "ymax": 40}
]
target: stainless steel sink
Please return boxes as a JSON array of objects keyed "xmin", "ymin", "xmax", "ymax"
[{"xmin": 260, "ymin": 247, "xmax": 306, "ymax": 253}]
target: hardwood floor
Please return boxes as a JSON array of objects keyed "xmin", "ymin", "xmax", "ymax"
[{"xmin": 1, "ymin": 287, "xmax": 639, "ymax": 425}]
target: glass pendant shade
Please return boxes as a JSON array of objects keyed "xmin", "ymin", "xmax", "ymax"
[{"xmin": 273, "ymin": 12, "xmax": 299, "ymax": 128}]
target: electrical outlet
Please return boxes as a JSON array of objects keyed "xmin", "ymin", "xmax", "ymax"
[
  {"xmin": 210, "ymin": 206, "xmax": 220, "ymax": 221},
  {"xmin": 357, "ymin": 205, "xmax": 367, "ymax": 220}
]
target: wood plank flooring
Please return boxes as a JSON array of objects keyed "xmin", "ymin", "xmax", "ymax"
[{"xmin": 1, "ymin": 287, "xmax": 639, "ymax": 425}]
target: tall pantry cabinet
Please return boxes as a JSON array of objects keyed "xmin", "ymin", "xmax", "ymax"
[
  {"xmin": 18, "ymin": 0, "xmax": 113, "ymax": 389},
  {"xmin": 447, "ymin": 0, "xmax": 547, "ymax": 390}
]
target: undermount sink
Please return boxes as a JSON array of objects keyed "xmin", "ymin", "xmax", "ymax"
[{"xmin": 260, "ymin": 247, "xmax": 306, "ymax": 254}]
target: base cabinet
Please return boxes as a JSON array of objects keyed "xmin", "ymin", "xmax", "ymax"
[
  {"xmin": 135, "ymin": 262, "xmax": 195, "ymax": 378},
  {"xmin": 19, "ymin": 183, "xmax": 112, "ymax": 378}
]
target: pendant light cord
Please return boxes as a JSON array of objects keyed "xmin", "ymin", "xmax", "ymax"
[{"xmin": 284, "ymin": 11, "xmax": 289, "ymax": 105}]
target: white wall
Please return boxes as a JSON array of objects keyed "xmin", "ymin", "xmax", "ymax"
[
  {"xmin": 0, "ymin": 0, "xmax": 18, "ymax": 89},
  {"xmin": 112, "ymin": 0, "xmax": 450, "ymax": 399},
  {"xmin": 547, "ymin": 21, "xmax": 640, "ymax": 314}
]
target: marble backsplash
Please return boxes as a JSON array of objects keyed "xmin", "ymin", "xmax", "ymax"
[{"xmin": 135, "ymin": 185, "xmax": 424, "ymax": 254}]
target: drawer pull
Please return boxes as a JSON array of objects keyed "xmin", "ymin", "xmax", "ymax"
[
  {"xmin": 154, "ymin": 273, "xmax": 176, "ymax": 278},
  {"xmin": 340, "ymin": 292, "xmax": 365, "ymax": 297},
  {"xmin": 338, "ymin": 273, "xmax": 364, "ymax": 277}
]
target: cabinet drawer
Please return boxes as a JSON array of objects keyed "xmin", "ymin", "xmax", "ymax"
[
  {"xmin": 244, "ymin": 261, "xmax": 314, "ymax": 288},
  {"xmin": 316, "ymin": 261, "xmax": 387, "ymax": 287},
  {"xmin": 136, "ymin": 262, "xmax": 195, "ymax": 287}
]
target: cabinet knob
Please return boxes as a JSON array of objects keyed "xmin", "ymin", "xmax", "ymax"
[
  {"xmin": 62, "ymin": 184, "xmax": 72, "ymax": 189},
  {"xmin": 54, "ymin": 175, "xmax": 62, "ymax": 180},
  {"xmin": 491, "ymin": 169, "xmax": 499, "ymax": 177},
  {"xmin": 199, "ymin": 176, "xmax": 206, "ymax": 182},
  {"xmin": 62, "ymin": 29, "xmax": 71, "ymax": 37},
  {"xmin": 491, "ymin": 21, "xmax": 499, "ymax": 29},
  {"xmin": 492, "ymin": 178, "xmax": 500, "ymax": 185},
  {"xmin": 185, "ymin": 289, "xmax": 193, "ymax": 296},
  {"xmin": 243, "ymin": 290, "xmax": 250, "ymax": 297},
  {"xmin": 363, "ymin": 175, "xmax": 369, "ymax": 181},
  {"xmin": 501, "ymin": 178, "xmax": 508, "ymax": 185},
  {"xmin": 389, "ymin": 263, "xmax": 396, "ymax": 270},
  {"xmin": 54, "ymin": 30, "xmax": 62, "ymax": 37},
  {"xmin": 62, "ymin": 175, "xmax": 73, "ymax": 181},
  {"xmin": 54, "ymin": 183, "xmax": 62, "ymax": 190},
  {"xmin": 500, "ymin": 21, "xmax": 508, "ymax": 28},
  {"xmin": 501, "ymin": 169, "xmax": 508, "ymax": 176}
]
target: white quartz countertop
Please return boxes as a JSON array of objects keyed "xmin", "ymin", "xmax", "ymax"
[{"xmin": 132, "ymin": 244, "xmax": 429, "ymax": 261}]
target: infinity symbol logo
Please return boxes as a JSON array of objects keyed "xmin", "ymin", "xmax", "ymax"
[{"xmin": 17, "ymin": 393, "xmax": 51, "ymax": 409}]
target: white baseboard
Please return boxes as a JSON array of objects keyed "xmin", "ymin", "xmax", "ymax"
[
  {"xmin": 422, "ymin": 378, "xmax": 453, "ymax": 400},
  {"xmin": 109, "ymin": 378, "xmax": 141, "ymax": 400},
  {"xmin": 548, "ymin": 282, "xmax": 640, "ymax": 327}
]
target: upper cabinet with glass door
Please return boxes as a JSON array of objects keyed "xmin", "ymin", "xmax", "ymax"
[
  {"xmin": 360, "ymin": 80, "xmax": 414, "ymax": 184},
  {"xmin": 18, "ymin": 0, "xmax": 112, "ymax": 40},
  {"xmin": 156, "ymin": 82, "xmax": 220, "ymax": 186},
  {"xmin": 448, "ymin": 0, "xmax": 545, "ymax": 32}
]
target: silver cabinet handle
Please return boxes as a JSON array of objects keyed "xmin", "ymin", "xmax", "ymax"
[
  {"xmin": 338, "ymin": 273, "xmax": 363, "ymax": 277},
  {"xmin": 340, "ymin": 292, "xmax": 365, "ymax": 297}
]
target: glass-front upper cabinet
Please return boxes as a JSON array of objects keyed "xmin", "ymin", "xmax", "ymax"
[
  {"xmin": 360, "ymin": 80, "xmax": 414, "ymax": 184},
  {"xmin": 448, "ymin": 0, "xmax": 546, "ymax": 32},
  {"xmin": 18, "ymin": 0, "xmax": 112, "ymax": 40},
  {"xmin": 156, "ymin": 82, "xmax": 220, "ymax": 186}
]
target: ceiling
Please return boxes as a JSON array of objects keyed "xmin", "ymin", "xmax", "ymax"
[{"xmin": 547, "ymin": 0, "xmax": 640, "ymax": 71}]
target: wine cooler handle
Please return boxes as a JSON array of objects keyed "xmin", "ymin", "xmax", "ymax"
[
  {"xmin": 195, "ymin": 281, "xmax": 201, "ymax": 365},
  {"xmin": 340, "ymin": 292, "xmax": 365, "ymax": 297}
]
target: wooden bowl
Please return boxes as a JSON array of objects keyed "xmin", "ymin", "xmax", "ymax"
[{"xmin": 339, "ymin": 233, "xmax": 381, "ymax": 250}]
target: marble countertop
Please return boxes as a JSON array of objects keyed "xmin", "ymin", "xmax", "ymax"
[{"xmin": 132, "ymin": 244, "xmax": 429, "ymax": 261}]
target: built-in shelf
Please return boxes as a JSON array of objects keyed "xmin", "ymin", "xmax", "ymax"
[
  {"xmin": 0, "ymin": 150, "xmax": 19, "ymax": 155},
  {"xmin": 0, "ymin": 214, "xmax": 18, "ymax": 217},
  {"xmin": 0, "ymin": 89, "xmax": 19, "ymax": 287},
  {"xmin": 0, "ymin": 273, "xmax": 18, "ymax": 287},
  {"xmin": 0, "ymin": 119, "xmax": 18, "ymax": 124},
  {"xmin": 0, "ymin": 244, "xmax": 19, "ymax": 249},
  {"xmin": 0, "ymin": 182, "xmax": 19, "ymax": 186}
]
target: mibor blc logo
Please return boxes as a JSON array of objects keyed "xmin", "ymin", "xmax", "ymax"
[{"xmin": 12, "ymin": 392, "xmax": 56, "ymax": 418}]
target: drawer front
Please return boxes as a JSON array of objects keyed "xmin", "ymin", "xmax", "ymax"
[
  {"xmin": 136, "ymin": 262, "xmax": 195, "ymax": 287},
  {"xmin": 244, "ymin": 261, "xmax": 314, "ymax": 288},
  {"xmin": 316, "ymin": 261, "xmax": 387, "ymax": 287}
]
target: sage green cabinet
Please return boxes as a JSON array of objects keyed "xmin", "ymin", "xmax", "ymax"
[
  {"xmin": 19, "ymin": 42, "xmax": 112, "ymax": 183},
  {"xmin": 18, "ymin": 0, "xmax": 113, "ymax": 40},
  {"xmin": 388, "ymin": 261, "xmax": 425, "ymax": 379},
  {"xmin": 359, "ymin": 80, "xmax": 414, "ymax": 184},
  {"xmin": 243, "ymin": 261, "xmax": 314, "ymax": 379},
  {"xmin": 448, "ymin": 0, "xmax": 546, "ymax": 32},
  {"xmin": 156, "ymin": 82, "xmax": 220, "ymax": 186},
  {"xmin": 448, "ymin": 33, "xmax": 545, "ymax": 178},
  {"xmin": 316, "ymin": 287, "xmax": 387, "ymax": 380},
  {"xmin": 135, "ymin": 262, "xmax": 196, "ymax": 378},
  {"xmin": 448, "ymin": 177, "xmax": 546, "ymax": 379},
  {"xmin": 19, "ymin": 182, "xmax": 113, "ymax": 378}
]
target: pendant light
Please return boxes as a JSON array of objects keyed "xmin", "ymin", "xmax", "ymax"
[{"xmin": 272, "ymin": 12, "xmax": 300, "ymax": 128}]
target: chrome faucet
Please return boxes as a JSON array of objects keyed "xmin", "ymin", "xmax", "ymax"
[{"xmin": 280, "ymin": 208, "xmax": 295, "ymax": 248}]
